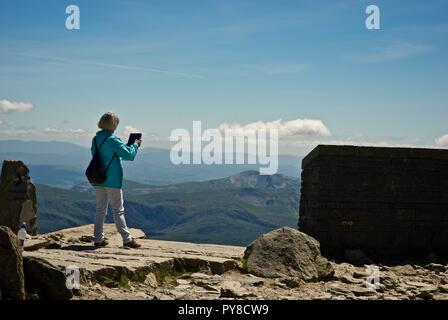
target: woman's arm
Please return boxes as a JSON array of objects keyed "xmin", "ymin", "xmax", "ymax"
[{"xmin": 110, "ymin": 136, "xmax": 139, "ymax": 161}]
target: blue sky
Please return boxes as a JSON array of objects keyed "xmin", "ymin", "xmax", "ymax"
[{"xmin": 0, "ymin": 0, "xmax": 447, "ymax": 155}]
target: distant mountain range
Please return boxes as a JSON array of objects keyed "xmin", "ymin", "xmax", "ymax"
[
  {"xmin": 1, "ymin": 140, "xmax": 301, "ymax": 245},
  {"xmin": 36, "ymin": 171, "xmax": 300, "ymax": 246},
  {"xmin": 0, "ymin": 140, "xmax": 302, "ymax": 187}
]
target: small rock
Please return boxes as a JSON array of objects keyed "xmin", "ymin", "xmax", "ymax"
[
  {"xmin": 280, "ymin": 277, "xmax": 302, "ymax": 288},
  {"xmin": 375, "ymin": 283, "xmax": 387, "ymax": 293},
  {"xmin": 439, "ymin": 285, "xmax": 448, "ymax": 293},
  {"xmin": 352, "ymin": 271, "xmax": 369, "ymax": 279},
  {"xmin": 433, "ymin": 293, "xmax": 448, "ymax": 300},
  {"xmin": 416, "ymin": 290, "xmax": 433, "ymax": 300},
  {"xmin": 48, "ymin": 233, "xmax": 64, "ymax": 242},
  {"xmin": 79, "ymin": 235, "xmax": 95, "ymax": 243},
  {"xmin": 383, "ymin": 295, "xmax": 399, "ymax": 300},
  {"xmin": 190, "ymin": 273, "xmax": 211, "ymax": 280},
  {"xmin": 176, "ymin": 284, "xmax": 191, "ymax": 290},
  {"xmin": 273, "ymin": 281, "xmax": 288, "ymax": 289},
  {"xmin": 220, "ymin": 281, "xmax": 250, "ymax": 298},
  {"xmin": 393, "ymin": 265, "xmax": 416, "ymax": 276},
  {"xmin": 153, "ymin": 293, "xmax": 174, "ymax": 300},
  {"xmin": 424, "ymin": 263, "xmax": 447, "ymax": 273},
  {"xmin": 144, "ymin": 273, "xmax": 158, "ymax": 288},
  {"xmin": 241, "ymin": 279, "xmax": 264, "ymax": 287},
  {"xmin": 195, "ymin": 282, "xmax": 220, "ymax": 292},
  {"xmin": 211, "ymin": 274, "xmax": 223, "ymax": 283},
  {"xmin": 405, "ymin": 281, "xmax": 437, "ymax": 290},
  {"xmin": 176, "ymin": 279, "xmax": 190, "ymax": 285},
  {"xmin": 328, "ymin": 285, "xmax": 353, "ymax": 296},
  {"xmin": 72, "ymin": 288, "xmax": 83, "ymax": 296},
  {"xmin": 395, "ymin": 286, "xmax": 408, "ymax": 295},
  {"xmin": 338, "ymin": 275, "xmax": 364, "ymax": 284},
  {"xmin": 315, "ymin": 292, "xmax": 332, "ymax": 300},
  {"xmin": 171, "ymin": 290, "xmax": 188, "ymax": 300},
  {"xmin": 352, "ymin": 287, "xmax": 377, "ymax": 297},
  {"xmin": 135, "ymin": 292, "xmax": 149, "ymax": 299}
]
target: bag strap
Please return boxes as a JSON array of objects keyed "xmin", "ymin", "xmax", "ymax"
[
  {"xmin": 94, "ymin": 136, "xmax": 109, "ymax": 153},
  {"xmin": 104, "ymin": 153, "xmax": 116, "ymax": 173},
  {"xmin": 94, "ymin": 136, "xmax": 116, "ymax": 174}
]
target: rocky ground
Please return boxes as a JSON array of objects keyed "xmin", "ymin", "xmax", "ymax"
[
  {"xmin": 20, "ymin": 224, "xmax": 448, "ymax": 301},
  {"xmin": 75, "ymin": 263, "xmax": 448, "ymax": 301}
]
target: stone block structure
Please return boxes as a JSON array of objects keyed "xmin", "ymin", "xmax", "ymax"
[{"xmin": 298, "ymin": 145, "xmax": 448, "ymax": 259}]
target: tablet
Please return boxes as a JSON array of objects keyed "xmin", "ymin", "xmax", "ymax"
[{"xmin": 127, "ymin": 133, "xmax": 142, "ymax": 146}]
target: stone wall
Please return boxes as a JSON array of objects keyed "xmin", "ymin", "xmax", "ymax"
[
  {"xmin": 0, "ymin": 160, "xmax": 37, "ymax": 235},
  {"xmin": 298, "ymin": 145, "xmax": 448, "ymax": 259}
]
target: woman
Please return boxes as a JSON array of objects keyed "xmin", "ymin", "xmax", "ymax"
[{"xmin": 90, "ymin": 112, "xmax": 142, "ymax": 248}]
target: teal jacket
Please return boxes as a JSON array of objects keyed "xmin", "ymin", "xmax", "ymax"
[{"xmin": 90, "ymin": 129, "xmax": 139, "ymax": 189}]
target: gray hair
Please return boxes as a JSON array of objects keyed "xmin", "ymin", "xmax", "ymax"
[{"xmin": 98, "ymin": 112, "xmax": 119, "ymax": 132}]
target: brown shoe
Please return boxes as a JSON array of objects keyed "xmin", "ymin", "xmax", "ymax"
[
  {"xmin": 123, "ymin": 239, "xmax": 141, "ymax": 248},
  {"xmin": 94, "ymin": 240, "xmax": 109, "ymax": 247}
]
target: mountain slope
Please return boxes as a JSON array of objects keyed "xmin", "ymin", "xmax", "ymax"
[{"xmin": 36, "ymin": 171, "xmax": 300, "ymax": 245}]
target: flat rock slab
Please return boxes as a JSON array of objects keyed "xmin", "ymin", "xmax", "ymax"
[{"xmin": 24, "ymin": 224, "xmax": 245, "ymax": 282}]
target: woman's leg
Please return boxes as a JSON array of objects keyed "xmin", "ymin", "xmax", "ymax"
[
  {"xmin": 94, "ymin": 187, "xmax": 108, "ymax": 243},
  {"xmin": 107, "ymin": 188, "xmax": 132, "ymax": 244}
]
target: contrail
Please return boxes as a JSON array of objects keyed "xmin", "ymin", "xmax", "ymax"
[{"xmin": 21, "ymin": 53, "xmax": 204, "ymax": 79}]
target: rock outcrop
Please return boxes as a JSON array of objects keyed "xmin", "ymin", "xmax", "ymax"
[
  {"xmin": 243, "ymin": 227, "xmax": 334, "ymax": 281},
  {"xmin": 23, "ymin": 256, "xmax": 73, "ymax": 300},
  {"xmin": 3, "ymin": 224, "xmax": 448, "ymax": 300},
  {"xmin": 0, "ymin": 226, "xmax": 25, "ymax": 300},
  {"xmin": 0, "ymin": 160, "xmax": 37, "ymax": 235},
  {"xmin": 23, "ymin": 224, "xmax": 244, "ymax": 289}
]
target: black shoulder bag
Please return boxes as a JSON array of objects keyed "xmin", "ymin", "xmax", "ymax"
[{"xmin": 85, "ymin": 137, "xmax": 116, "ymax": 184}]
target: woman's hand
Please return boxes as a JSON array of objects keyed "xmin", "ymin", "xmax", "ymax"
[{"xmin": 135, "ymin": 139, "xmax": 142, "ymax": 147}]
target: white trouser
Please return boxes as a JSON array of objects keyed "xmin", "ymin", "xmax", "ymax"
[{"xmin": 93, "ymin": 187, "xmax": 132, "ymax": 244}]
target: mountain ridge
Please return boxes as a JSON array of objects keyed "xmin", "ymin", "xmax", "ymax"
[{"xmin": 36, "ymin": 171, "xmax": 300, "ymax": 245}]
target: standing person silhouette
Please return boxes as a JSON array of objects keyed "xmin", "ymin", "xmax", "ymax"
[{"xmin": 90, "ymin": 112, "xmax": 142, "ymax": 248}]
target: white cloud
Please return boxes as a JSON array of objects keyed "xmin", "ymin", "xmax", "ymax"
[
  {"xmin": 43, "ymin": 127, "xmax": 87, "ymax": 135},
  {"xmin": 0, "ymin": 127, "xmax": 37, "ymax": 136},
  {"xmin": 217, "ymin": 118, "xmax": 331, "ymax": 137},
  {"xmin": 435, "ymin": 134, "xmax": 448, "ymax": 147},
  {"xmin": 0, "ymin": 99, "xmax": 34, "ymax": 114}
]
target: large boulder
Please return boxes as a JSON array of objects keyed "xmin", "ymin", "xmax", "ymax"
[
  {"xmin": 244, "ymin": 227, "xmax": 334, "ymax": 281},
  {"xmin": 0, "ymin": 160, "xmax": 37, "ymax": 235},
  {"xmin": 0, "ymin": 226, "xmax": 26, "ymax": 300},
  {"xmin": 23, "ymin": 256, "xmax": 73, "ymax": 300}
]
